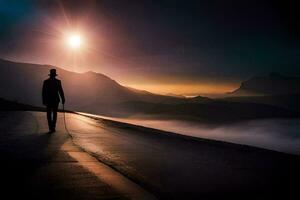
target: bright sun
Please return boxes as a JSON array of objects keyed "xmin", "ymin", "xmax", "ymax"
[{"xmin": 67, "ymin": 34, "xmax": 82, "ymax": 49}]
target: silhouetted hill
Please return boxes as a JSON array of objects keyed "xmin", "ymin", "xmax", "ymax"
[
  {"xmin": 189, "ymin": 95, "xmax": 212, "ymax": 103},
  {"xmin": 0, "ymin": 98, "xmax": 43, "ymax": 111},
  {"xmin": 223, "ymin": 94, "xmax": 300, "ymax": 112},
  {"xmin": 222, "ymin": 73, "xmax": 300, "ymax": 112},
  {"xmin": 0, "ymin": 58, "xmax": 190, "ymax": 114},
  {"xmin": 229, "ymin": 73, "xmax": 300, "ymax": 96},
  {"xmin": 117, "ymin": 100, "xmax": 300, "ymax": 122}
]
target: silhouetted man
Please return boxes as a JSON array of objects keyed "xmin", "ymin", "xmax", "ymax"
[{"xmin": 42, "ymin": 69, "xmax": 65, "ymax": 133}]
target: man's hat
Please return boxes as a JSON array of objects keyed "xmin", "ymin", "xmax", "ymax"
[{"xmin": 49, "ymin": 69, "xmax": 57, "ymax": 76}]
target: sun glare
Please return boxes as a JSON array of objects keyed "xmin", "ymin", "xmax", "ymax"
[{"xmin": 67, "ymin": 34, "xmax": 82, "ymax": 49}]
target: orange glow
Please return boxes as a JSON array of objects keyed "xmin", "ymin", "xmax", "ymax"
[
  {"xmin": 10, "ymin": 8, "xmax": 241, "ymax": 97},
  {"xmin": 125, "ymin": 83, "xmax": 238, "ymax": 96}
]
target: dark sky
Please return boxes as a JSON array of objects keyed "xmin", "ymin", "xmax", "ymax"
[{"xmin": 0, "ymin": 0, "xmax": 299, "ymax": 94}]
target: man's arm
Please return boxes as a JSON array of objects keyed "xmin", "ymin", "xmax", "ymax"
[{"xmin": 58, "ymin": 81, "xmax": 65, "ymax": 104}]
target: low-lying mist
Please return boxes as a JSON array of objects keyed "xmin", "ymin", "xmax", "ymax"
[{"xmin": 93, "ymin": 114, "xmax": 300, "ymax": 155}]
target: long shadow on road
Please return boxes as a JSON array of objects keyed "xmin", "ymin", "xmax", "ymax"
[
  {"xmin": 0, "ymin": 111, "xmax": 129, "ymax": 200},
  {"xmin": 0, "ymin": 111, "xmax": 59, "ymax": 198}
]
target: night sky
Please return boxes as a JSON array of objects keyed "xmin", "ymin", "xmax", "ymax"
[{"xmin": 0, "ymin": 0, "xmax": 299, "ymax": 95}]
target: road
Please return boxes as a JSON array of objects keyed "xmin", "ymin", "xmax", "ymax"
[
  {"xmin": 67, "ymin": 112, "xmax": 300, "ymax": 199},
  {"xmin": 0, "ymin": 111, "xmax": 156, "ymax": 200},
  {"xmin": 1, "ymin": 111, "xmax": 300, "ymax": 200}
]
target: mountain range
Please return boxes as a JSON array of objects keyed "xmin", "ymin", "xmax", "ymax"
[
  {"xmin": 0, "ymin": 58, "xmax": 299, "ymax": 121},
  {"xmin": 0, "ymin": 58, "xmax": 190, "ymax": 115}
]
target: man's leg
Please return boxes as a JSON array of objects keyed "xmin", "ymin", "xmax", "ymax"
[
  {"xmin": 52, "ymin": 103, "xmax": 59, "ymax": 131},
  {"xmin": 46, "ymin": 106, "xmax": 52, "ymax": 131}
]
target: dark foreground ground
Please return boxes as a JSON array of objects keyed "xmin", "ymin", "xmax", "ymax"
[
  {"xmin": 0, "ymin": 111, "xmax": 155, "ymax": 200},
  {"xmin": 1, "ymin": 111, "xmax": 300, "ymax": 200}
]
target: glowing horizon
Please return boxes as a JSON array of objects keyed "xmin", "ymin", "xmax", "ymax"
[
  {"xmin": 0, "ymin": 1, "xmax": 298, "ymax": 98},
  {"xmin": 125, "ymin": 82, "xmax": 238, "ymax": 96}
]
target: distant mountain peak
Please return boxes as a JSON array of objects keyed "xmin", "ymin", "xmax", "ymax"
[{"xmin": 229, "ymin": 73, "xmax": 300, "ymax": 96}]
